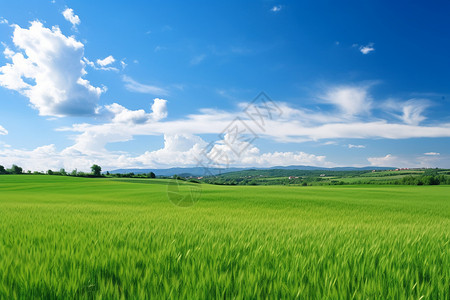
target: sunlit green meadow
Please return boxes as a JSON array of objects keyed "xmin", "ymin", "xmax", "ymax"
[{"xmin": 0, "ymin": 175, "xmax": 449, "ymax": 299}]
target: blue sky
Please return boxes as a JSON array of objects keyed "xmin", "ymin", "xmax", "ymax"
[{"xmin": 0, "ymin": 0, "xmax": 449, "ymax": 171}]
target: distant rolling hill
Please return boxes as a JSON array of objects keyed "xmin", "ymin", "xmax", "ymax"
[{"xmin": 108, "ymin": 166, "xmax": 394, "ymax": 177}]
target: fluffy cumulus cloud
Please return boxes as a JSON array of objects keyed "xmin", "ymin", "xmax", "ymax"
[
  {"xmin": 103, "ymin": 98, "xmax": 167, "ymax": 124},
  {"xmin": 56, "ymin": 98, "xmax": 168, "ymax": 156},
  {"xmin": 0, "ymin": 132, "xmax": 334, "ymax": 172},
  {"xmin": 136, "ymin": 134, "xmax": 208, "ymax": 167},
  {"xmin": 136, "ymin": 133, "xmax": 332, "ymax": 170},
  {"xmin": 0, "ymin": 21, "xmax": 105, "ymax": 116},
  {"xmin": 62, "ymin": 8, "xmax": 80, "ymax": 28}
]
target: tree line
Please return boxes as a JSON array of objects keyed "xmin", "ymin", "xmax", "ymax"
[
  {"xmin": 0, "ymin": 164, "xmax": 103, "ymax": 177},
  {"xmin": 0, "ymin": 164, "xmax": 157, "ymax": 179}
]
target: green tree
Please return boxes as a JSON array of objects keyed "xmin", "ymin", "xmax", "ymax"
[
  {"xmin": 10, "ymin": 164, "xmax": 22, "ymax": 174},
  {"xmin": 60, "ymin": 168, "xmax": 67, "ymax": 176},
  {"xmin": 47, "ymin": 170, "xmax": 54, "ymax": 175},
  {"xmin": 148, "ymin": 172, "xmax": 156, "ymax": 178},
  {"xmin": 0, "ymin": 165, "xmax": 6, "ymax": 174},
  {"xmin": 91, "ymin": 164, "xmax": 102, "ymax": 177}
]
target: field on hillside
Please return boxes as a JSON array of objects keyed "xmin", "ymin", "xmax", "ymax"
[
  {"xmin": 0, "ymin": 175, "xmax": 449, "ymax": 299},
  {"xmin": 200, "ymin": 168, "xmax": 450, "ymax": 186}
]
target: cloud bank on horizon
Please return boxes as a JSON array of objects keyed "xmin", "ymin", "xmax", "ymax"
[{"xmin": 0, "ymin": 1, "xmax": 449, "ymax": 171}]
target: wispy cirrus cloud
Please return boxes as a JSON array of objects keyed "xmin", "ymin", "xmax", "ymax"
[
  {"xmin": 348, "ymin": 144, "xmax": 365, "ymax": 149},
  {"xmin": 424, "ymin": 152, "xmax": 440, "ymax": 156},
  {"xmin": 384, "ymin": 98, "xmax": 430, "ymax": 125},
  {"xmin": 122, "ymin": 75, "xmax": 168, "ymax": 95}
]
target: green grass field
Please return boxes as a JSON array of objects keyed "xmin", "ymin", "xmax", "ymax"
[{"xmin": 0, "ymin": 175, "xmax": 449, "ymax": 299}]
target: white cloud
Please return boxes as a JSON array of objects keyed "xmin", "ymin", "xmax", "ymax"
[
  {"xmin": 368, "ymin": 153, "xmax": 447, "ymax": 168},
  {"xmin": 0, "ymin": 17, "xmax": 8, "ymax": 24},
  {"xmin": 348, "ymin": 144, "xmax": 365, "ymax": 149},
  {"xmin": 400, "ymin": 99, "xmax": 429, "ymax": 125},
  {"xmin": 0, "ymin": 21, "xmax": 105, "ymax": 116},
  {"xmin": 0, "ymin": 141, "xmax": 11, "ymax": 148},
  {"xmin": 384, "ymin": 98, "xmax": 430, "ymax": 125},
  {"xmin": 103, "ymin": 98, "xmax": 167, "ymax": 124},
  {"xmin": 53, "ymin": 95, "xmax": 450, "ymax": 170},
  {"xmin": 0, "ymin": 125, "xmax": 7, "ymax": 135},
  {"xmin": 136, "ymin": 134, "xmax": 208, "ymax": 167},
  {"xmin": 60, "ymin": 99, "xmax": 450, "ymax": 149},
  {"xmin": 4, "ymin": 81, "xmax": 444, "ymax": 170},
  {"xmin": 151, "ymin": 98, "xmax": 168, "ymax": 121},
  {"xmin": 0, "ymin": 144, "xmax": 128, "ymax": 172},
  {"xmin": 271, "ymin": 5, "xmax": 283, "ymax": 12},
  {"xmin": 62, "ymin": 8, "xmax": 80, "ymax": 28},
  {"xmin": 367, "ymin": 154, "xmax": 398, "ymax": 167},
  {"xmin": 122, "ymin": 75, "xmax": 168, "ymax": 95},
  {"xmin": 424, "ymin": 152, "xmax": 440, "ymax": 156},
  {"xmin": 96, "ymin": 55, "xmax": 115, "ymax": 67},
  {"xmin": 57, "ymin": 99, "xmax": 168, "ymax": 155},
  {"xmin": 105, "ymin": 103, "xmax": 151, "ymax": 124},
  {"xmin": 360, "ymin": 43, "xmax": 375, "ymax": 54},
  {"xmin": 84, "ymin": 56, "xmax": 118, "ymax": 71},
  {"xmin": 0, "ymin": 132, "xmax": 334, "ymax": 172},
  {"xmin": 4, "ymin": 91, "xmax": 450, "ymax": 171},
  {"xmin": 320, "ymin": 85, "xmax": 372, "ymax": 116}
]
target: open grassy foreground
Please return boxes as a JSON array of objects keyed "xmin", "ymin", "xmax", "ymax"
[{"xmin": 0, "ymin": 175, "xmax": 449, "ymax": 299}]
